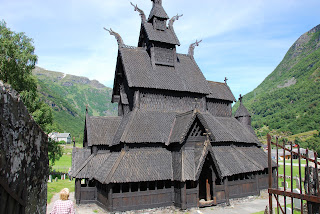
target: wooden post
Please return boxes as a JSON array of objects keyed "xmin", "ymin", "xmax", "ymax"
[
  {"xmin": 206, "ymin": 179, "xmax": 211, "ymax": 201},
  {"xmin": 256, "ymin": 172, "xmax": 260, "ymax": 195},
  {"xmin": 107, "ymin": 184, "xmax": 113, "ymax": 211},
  {"xmin": 267, "ymin": 134, "xmax": 272, "ymax": 214},
  {"xmin": 224, "ymin": 178, "xmax": 230, "ymax": 205},
  {"xmin": 181, "ymin": 182, "xmax": 187, "ymax": 209},
  {"xmin": 211, "ymin": 167, "xmax": 216, "ymax": 204},
  {"xmin": 298, "ymin": 144, "xmax": 303, "ymax": 214},
  {"xmin": 75, "ymin": 179, "xmax": 81, "ymax": 204}
]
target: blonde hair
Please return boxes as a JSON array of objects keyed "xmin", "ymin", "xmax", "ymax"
[{"xmin": 60, "ymin": 188, "xmax": 70, "ymax": 200}]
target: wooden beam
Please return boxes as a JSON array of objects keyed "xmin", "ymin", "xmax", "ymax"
[
  {"xmin": 269, "ymin": 188, "xmax": 320, "ymax": 203},
  {"xmin": 181, "ymin": 182, "xmax": 187, "ymax": 209},
  {"xmin": 206, "ymin": 179, "xmax": 211, "ymax": 201}
]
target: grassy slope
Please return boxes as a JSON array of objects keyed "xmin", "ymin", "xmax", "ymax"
[
  {"xmin": 233, "ymin": 24, "xmax": 320, "ymax": 140},
  {"xmin": 33, "ymin": 67, "xmax": 117, "ymax": 142}
]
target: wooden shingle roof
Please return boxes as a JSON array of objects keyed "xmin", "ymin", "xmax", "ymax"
[
  {"xmin": 109, "ymin": 147, "xmax": 172, "ymax": 183},
  {"xmin": 211, "ymin": 145, "xmax": 265, "ymax": 177},
  {"xmin": 86, "ymin": 110, "xmax": 259, "ymax": 146},
  {"xmin": 148, "ymin": 3, "xmax": 169, "ymax": 20},
  {"xmin": 119, "ymin": 48, "xmax": 211, "ymax": 94},
  {"xmin": 235, "ymin": 102, "xmax": 251, "ymax": 117},
  {"xmin": 86, "ymin": 115, "xmax": 122, "ymax": 146},
  {"xmin": 201, "ymin": 113, "xmax": 259, "ymax": 144},
  {"xmin": 70, "ymin": 148, "xmax": 91, "ymax": 177},
  {"xmin": 206, "ymin": 81, "xmax": 236, "ymax": 102},
  {"xmin": 142, "ymin": 22, "xmax": 180, "ymax": 45},
  {"xmin": 72, "ymin": 148, "xmax": 172, "ymax": 183}
]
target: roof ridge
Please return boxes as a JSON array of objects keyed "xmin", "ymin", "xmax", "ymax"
[
  {"xmin": 104, "ymin": 149, "xmax": 126, "ymax": 183},
  {"xmin": 121, "ymin": 108, "xmax": 138, "ymax": 143},
  {"xmin": 166, "ymin": 116, "xmax": 177, "ymax": 145},
  {"xmin": 207, "ymin": 80, "xmax": 225, "ymax": 85},
  {"xmin": 73, "ymin": 154, "xmax": 95, "ymax": 177},
  {"xmin": 176, "ymin": 109, "xmax": 194, "ymax": 117}
]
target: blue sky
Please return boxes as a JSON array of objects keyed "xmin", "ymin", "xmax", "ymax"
[{"xmin": 1, "ymin": 0, "xmax": 320, "ymax": 99}]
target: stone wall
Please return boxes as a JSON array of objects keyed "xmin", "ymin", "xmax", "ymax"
[{"xmin": 0, "ymin": 81, "xmax": 48, "ymax": 213}]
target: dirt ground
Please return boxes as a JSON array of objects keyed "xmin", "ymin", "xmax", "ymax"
[{"xmin": 47, "ymin": 190, "xmax": 275, "ymax": 214}]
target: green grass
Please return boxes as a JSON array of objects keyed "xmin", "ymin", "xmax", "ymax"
[
  {"xmin": 277, "ymin": 164, "xmax": 305, "ymax": 190},
  {"xmin": 47, "ymin": 179, "xmax": 75, "ymax": 203},
  {"xmin": 279, "ymin": 159, "xmax": 306, "ymax": 165},
  {"xmin": 50, "ymin": 154, "xmax": 72, "ymax": 172}
]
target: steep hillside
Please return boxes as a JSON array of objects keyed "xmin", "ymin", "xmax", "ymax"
[
  {"xmin": 33, "ymin": 67, "xmax": 117, "ymax": 142},
  {"xmin": 234, "ymin": 24, "xmax": 320, "ymax": 137}
]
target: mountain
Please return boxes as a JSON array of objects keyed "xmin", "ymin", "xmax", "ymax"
[
  {"xmin": 33, "ymin": 67, "xmax": 117, "ymax": 142},
  {"xmin": 234, "ymin": 24, "xmax": 320, "ymax": 138}
]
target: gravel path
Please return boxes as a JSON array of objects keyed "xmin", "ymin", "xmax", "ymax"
[{"xmin": 47, "ymin": 190, "xmax": 287, "ymax": 214}]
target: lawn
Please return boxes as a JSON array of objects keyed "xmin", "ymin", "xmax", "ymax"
[{"xmin": 50, "ymin": 154, "xmax": 72, "ymax": 172}]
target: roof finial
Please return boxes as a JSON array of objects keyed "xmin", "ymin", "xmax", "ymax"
[
  {"xmin": 85, "ymin": 104, "xmax": 88, "ymax": 113},
  {"xmin": 224, "ymin": 77, "xmax": 228, "ymax": 84},
  {"xmin": 152, "ymin": 0, "xmax": 162, "ymax": 5},
  {"xmin": 188, "ymin": 39, "xmax": 202, "ymax": 58},
  {"xmin": 168, "ymin": 14, "xmax": 183, "ymax": 30},
  {"xmin": 103, "ymin": 28, "xmax": 124, "ymax": 48},
  {"xmin": 239, "ymin": 94, "xmax": 243, "ymax": 103},
  {"xmin": 130, "ymin": 2, "xmax": 146, "ymax": 22}
]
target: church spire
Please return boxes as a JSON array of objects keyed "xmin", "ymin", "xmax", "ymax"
[{"xmin": 148, "ymin": 0, "xmax": 169, "ymax": 22}]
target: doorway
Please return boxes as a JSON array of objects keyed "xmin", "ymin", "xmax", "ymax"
[{"xmin": 199, "ymin": 156, "xmax": 213, "ymax": 201}]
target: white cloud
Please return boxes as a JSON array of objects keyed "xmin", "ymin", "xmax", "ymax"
[{"xmin": 2, "ymin": 0, "xmax": 320, "ymax": 93}]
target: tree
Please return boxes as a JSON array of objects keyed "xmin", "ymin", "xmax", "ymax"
[
  {"xmin": 0, "ymin": 20, "xmax": 62, "ymax": 165},
  {"xmin": 0, "ymin": 20, "xmax": 37, "ymax": 93}
]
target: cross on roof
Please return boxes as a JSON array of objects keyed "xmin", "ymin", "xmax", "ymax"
[
  {"xmin": 239, "ymin": 94, "xmax": 243, "ymax": 102},
  {"xmin": 224, "ymin": 77, "xmax": 228, "ymax": 84},
  {"xmin": 192, "ymin": 98, "xmax": 201, "ymax": 109},
  {"xmin": 203, "ymin": 128, "xmax": 211, "ymax": 142}
]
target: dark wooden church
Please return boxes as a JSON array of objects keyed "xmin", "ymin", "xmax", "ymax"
[{"xmin": 71, "ymin": 0, "xmax": 275, "ymax": 211}]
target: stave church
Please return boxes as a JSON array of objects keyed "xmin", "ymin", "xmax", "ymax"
[{"xmin": 71, "ymin": 0, "xmax": 275, "ymax": 211}]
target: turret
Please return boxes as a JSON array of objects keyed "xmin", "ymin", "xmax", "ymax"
[{"xmin": 235, "ymin": 95, "xmax": 255, "ymax": 135}]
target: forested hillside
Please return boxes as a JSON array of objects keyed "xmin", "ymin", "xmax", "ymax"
[
  {"xmin": 33, "ymin": 67, "xmax": 117, "ymax": 142},
  {"xmin": 234, "ymin": 24, "xmax": 320, "ymax": 139}
]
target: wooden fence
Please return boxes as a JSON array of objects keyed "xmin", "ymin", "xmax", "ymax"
[{"xmin": 267, "ymin": 134, "xmax": 320, "ymax": 213}]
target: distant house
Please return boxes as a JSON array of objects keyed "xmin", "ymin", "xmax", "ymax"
[
  {"xmin": 270, "ymin": 148, "xmax": 312, "ymax": 160},
  {"xmin": 49, "ymin": 132, "xmax": 71, "ymax": 144}
]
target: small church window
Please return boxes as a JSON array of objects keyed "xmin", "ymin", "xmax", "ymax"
[
  {"xmin": 149, "ymin": 181, "xmax": 156, "ymax": 190},
  {"xmin": 165, "ymin": 180, "xmax": 172, "ymax": 188},
  {"xmin": 157, "ymin": 180, "xmax": 164, "ymax": 189},
  {"xmin": 122, "ymin": 183, "xmax": 130, "ymax": 192},
  {"xmin": 131, "ymin": 183, "xmax": 139, "ymax": 192},
  {"xmin": 112, "ymin": 184, "xmax": 120, "ymax": 193},
  {"xmin": 140, "ymin": 181, "xmax": 148, "ymax": 191},
  {"xmin": 186, "ymin": 180, "xmax": 196, "ymax": 189}
]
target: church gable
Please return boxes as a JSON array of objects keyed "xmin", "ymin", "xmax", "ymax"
[{"xmin": 167, "ymin": 110, "xmax": 213, "ymax": 144}]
